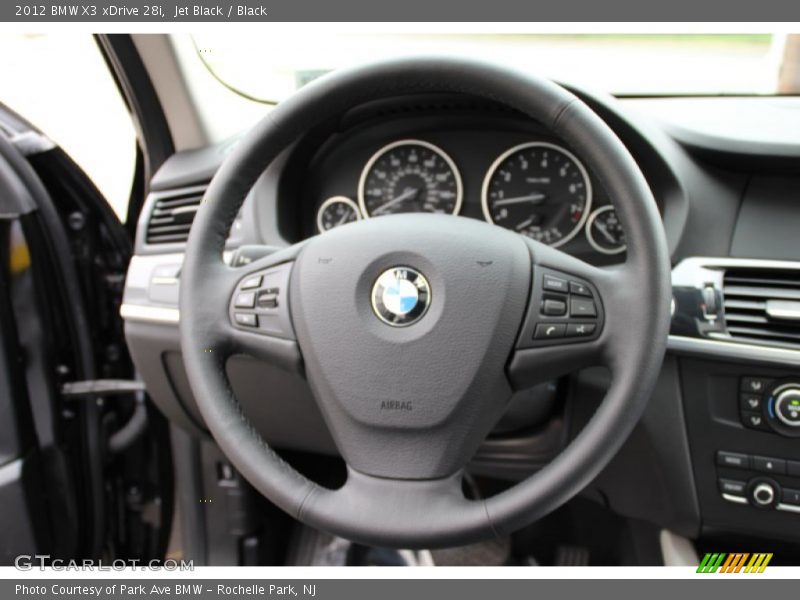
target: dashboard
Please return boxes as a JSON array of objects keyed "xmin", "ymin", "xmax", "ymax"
[
  {"xmin": 295, "ymin": 109, "xmax": 629, "ymax": 261},
  {"xmin": 124, "ymin": 88, "xmax": 800, "ymax": 550}
]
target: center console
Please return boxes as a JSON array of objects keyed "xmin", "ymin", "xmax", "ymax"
[{"xmin": 671, "ymin": 256, "xmax": 800, "ymax": 542}]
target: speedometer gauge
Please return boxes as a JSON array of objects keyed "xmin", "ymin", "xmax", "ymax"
[
  {"xmin": 481, "ymin": 142, "xmax": 592, "ymax": 247},
  {"xmin": 358, "ymin": 140, "xmax": 462, "ymax": 217}
]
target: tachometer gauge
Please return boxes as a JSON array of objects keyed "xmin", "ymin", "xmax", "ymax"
[
  {"xmin": 586, "ymin": 205, "xmax": 626, "ymax": 255},
  {"xmin": 358, "ymin": 140, "xmax": 462, "ymax": 217},
  {"xmin": 481, "ymin": 142, "xmax": 592, "ymax": 247},
  {"xmin": 316, "ymin": 196, "xmax": 361, "ymax": 233}
]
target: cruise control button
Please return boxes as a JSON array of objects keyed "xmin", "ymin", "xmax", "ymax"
[
  {"xmin": 782, "ymin": 488, "xmax": 800, "ymax": 506},
  {"xmin": 534, "ymin": 323, "xmax": 566, "ymax": 339},
  {"xmin": 719, "ymin": 478, "xmax": 747, "ymax": 496},
  {"xmin": 740, "ymin": 394, "xmax": 762, "ymax": 412},
  {"xmin": 566, "ymin": 323, "xmax": 596, "ymax": 338},
  {"xmin": 543, "ymin": 275, "xmax": 568, "ymax": 293},
  {"xmin": 234, "ymin": 291, "xmax": 256, "ymax": 308},
  {"xmin": 569, "ymin": 281, "xmax": 592, "ymax": 297},
  {"xmin": 257, "ymin": 288, "xmax": 279, "ymax": 309},
  {"xmin": 240, "ymin": 275, "xmax": 263, "ymax": 290},
  {"xmin": 741, "ymin": 377, "xmax": 770, "ymax": 393},
  {"xmin": 234, "ymin": 313, "xmax": 258, "ymax": 327},
  {"xmin": 741, "ymin": 411, "xmax": 769, "ymax": 431},
  {"xmin": 717, "ymin": 451, "xmax": 749, "ymax": 469},
  {"xmin": 542, "ymin": 299, "xmax": 567, "ymax": 316},
  {"xmin": 570, "ymin": 297, "xmax": 597, "ymax": 318},
  {"xmin": 753, "ymin": 456, "xmax": 786, "ymax": 475}
]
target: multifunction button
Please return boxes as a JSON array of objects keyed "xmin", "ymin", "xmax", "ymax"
[
  {"xmin": 543, "ymin": 275, "xmax": 569, "ymax": 293},
  {"xmin": 570, "ymin": 297, "xmax": 597, "ymax": 318},
  {"xmin": 566, "ymin": 323, "xmax": 596, "ymax": 337},
  {"xmin": 240, "ymin": 275, "xmax": 262, "ymax": 290},
  {"xmin": 542, "ymin": 299, "xmax": 567, "ymax": 316},
  {"xmin": 534, "ymin": 323, "xmax": 566, "ymax": 339},
  {"xmin": 234, "ymin": 313, "xmax": 258, "ymax": 327},
  {"xmin": 257, "ymin": 288, "xmax": 280, "ymax": 309},
  {"xmin": 234, "ymin": 291, "xmax": 256, "ymax": 308},
  {"xmin": 569, "ymin": 281, "xmax": 592, "ymax": 297}
]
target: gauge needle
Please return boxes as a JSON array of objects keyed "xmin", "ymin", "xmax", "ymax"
[
  {"xmin": 515, "ymin": 217, "xmax": 534, "ymax": 231},
  {"xmin": 336, "ymin": 211, "xmax": 352, "ymax": 226},
  {"xmin": 492, "ymin": 193, "xmax": 546, "ymax": 207},
  {"xmin": 372, "ymin": 187, "xmax": 420, "ymax": 215},
  {"xmin": 595, "ymin": 221, "xmax": 617, "ymax": 244}
]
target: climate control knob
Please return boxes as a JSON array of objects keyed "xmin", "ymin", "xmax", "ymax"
[{"xmin": 774, "ymin": 386, "xmax": 800, "ymax": 428}]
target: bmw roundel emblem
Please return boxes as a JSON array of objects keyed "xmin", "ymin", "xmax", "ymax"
[{"xmin": 371, "ymin": 267, "xmax": 431, "ymax": 327}]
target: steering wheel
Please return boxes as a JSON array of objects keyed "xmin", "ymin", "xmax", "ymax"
[{"xmin": 179, "ymin": 57, "xmax": 671, "ymax": 549}]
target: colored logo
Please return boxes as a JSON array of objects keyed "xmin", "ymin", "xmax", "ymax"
[
  {"xmin": 371, "ymin": 267, "xmax": 430, "ymax": 327},
  {"xmin": 697, "ymin": 552, "xmax": 772, "ymax": 573}
]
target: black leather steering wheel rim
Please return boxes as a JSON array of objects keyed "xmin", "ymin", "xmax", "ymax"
[{"xmin": 179, "ymin": 57, "xmax": 671, "ymax": 548}]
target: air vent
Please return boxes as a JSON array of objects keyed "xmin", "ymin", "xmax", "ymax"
[
  {"xmin": 723, "ymin": 268, "xmax": 800, "ymax": 349},
  {"xmin": 145, "ymin": 189, "xmax": 204, "ymax": 245}
]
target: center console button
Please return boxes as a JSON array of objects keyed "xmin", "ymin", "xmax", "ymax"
[
  {"xmin": 741, "ymin": 377, "xmax": 770, "ymax": 394},
  {"xmin": 753, "ymin": 456, "xmax": 787, "ymax": 475},
  {"xmin": 740, "ymin": 394, "xmax": 762, "ymax": 412},
  {"xmin": 782, "ymin": 488, "xmax": 800, "ymax": 506},
  {"xmin": 718, "ymin": 478, "xmax": 747, "ymax": 496},
  {"xmin": 717, "ymin": 451, "xmax": 750, "ymax": 469},
  {"xmin": 741, "ymin": 411, "xmax": 769, "ymax": 431},
  {"xmin": 752, "ymin": 482, "xmax": 776, "ymax": 507}
]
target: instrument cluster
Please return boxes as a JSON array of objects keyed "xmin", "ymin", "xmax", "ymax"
[{"xmin": 310, "ymin": 135, "xmax": 627, "ymax": 258}]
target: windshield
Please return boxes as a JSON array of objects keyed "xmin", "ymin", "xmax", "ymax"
[{"xmin": 171, "ymin": 32, "xmax": 798, "ymax": 143}]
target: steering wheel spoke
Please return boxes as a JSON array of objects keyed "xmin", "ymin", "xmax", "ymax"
[
  {"xmin": 300, "ymin": 468, "xmax": 493, "ymax": 549},
  {"xmin": 201, "ymin": 245, "xmax": 306, "ymax": 373},
  {"xmin": 509, "ymin": 240, "xmax": 617, "ymax": 388}
]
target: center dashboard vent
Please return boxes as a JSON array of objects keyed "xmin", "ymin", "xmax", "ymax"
[
  {"xmin": 145, "ymin": 188, "xmax": 205, "ymax": 245},
  {"xmin": 722, "ymin": 268, "xmax": 800, "ymax": 349}
]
